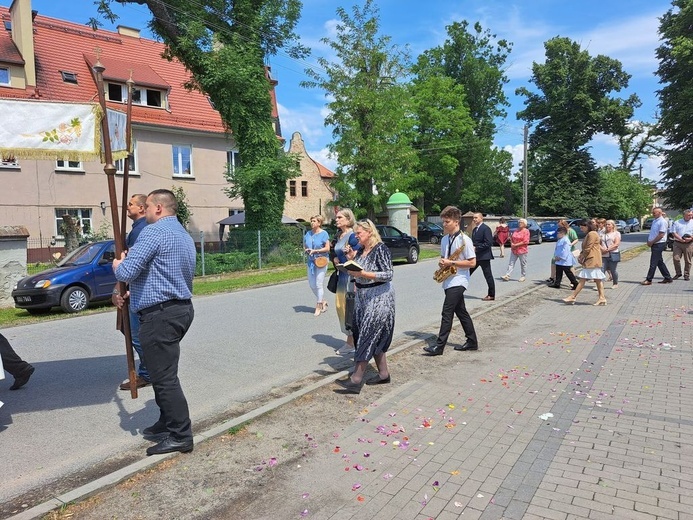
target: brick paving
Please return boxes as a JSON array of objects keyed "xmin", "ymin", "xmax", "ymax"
[{"xmin": 246, "ymin": 251, "xmax": 693, "ymax": 520}]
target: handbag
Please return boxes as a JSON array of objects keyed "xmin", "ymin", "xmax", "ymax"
[
  {"xmin": 327, "ymin": 270, "xmax": 338, "ymax": 293},
  {"xmin": 609, "ymin": 251, "xmax": 621, "ymax": 262},
  {"xmin": 314, "ymin": 256, "xmax": 328, "ymax": 268},
  {"xmin": 344, "ymin": 280, "xmax": 356, "ymax": 332}
]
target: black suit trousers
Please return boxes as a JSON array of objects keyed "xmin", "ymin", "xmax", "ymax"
[
  {"xmin": 436, "ymin": 286, "xmax": 478, "ymax": 348},
  {"xmin": 0, "ymin": 332, "xmax": 31, "ymax": 378},
  {"xmin": 470, "ymin": 259, "xmax": 495, "ymax": 297},
  {"xmin": 138, "ymin": 303, "xmax": 195, "ymax": 441}
]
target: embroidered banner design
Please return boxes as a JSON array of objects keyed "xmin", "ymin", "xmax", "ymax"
[{"xmin": 0, "ymin": 100, "xmax": 129, "ymax": 161}]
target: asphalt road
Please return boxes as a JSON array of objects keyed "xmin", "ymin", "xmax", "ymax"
[{"xmin": 0, "ymin": 232, "xmax": 646, "ymax": 506}]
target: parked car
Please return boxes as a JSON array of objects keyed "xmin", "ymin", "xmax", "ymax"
[
  {"xmin": 615, "ymin": 220, "xmax": 629, "ymax": 234},
  {"xmin": 539, "ymin": 221, "xmax": 559, "ymax": 241},
  {"xmin": 643, "ymin": 217, "xmax": 654, "ymax": 230},
  {"xmin": 12, "ymin": 240, "xmax": 117, "ymax": 314},
  {"xmin": 376, "ymin": 225, "xmax": 419, "ymax": 263},
  {"xmin": 625, "ymin": 217, "xmax": 641, "ymax": 232},
  {"xmin": 506, "ymin": 218, "xmax": 543, "ymax": 245},
  {"xmin": 417, "ymin": 221, "xmax": 444, "ymax": 244}
]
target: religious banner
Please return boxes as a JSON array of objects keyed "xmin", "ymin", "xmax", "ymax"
[{"xmin": 0, "ymin": 99, "xmax": 101, "ymax": 161}]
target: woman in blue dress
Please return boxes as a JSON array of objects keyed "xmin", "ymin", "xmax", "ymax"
[
  {"xmin": 336, "ymin": 219, "xmax": 395, "ymax": 394},
  {"xmin": 331, "ymin": 209, "xmax": 360, "ymax": 353},
  {"xmin": 303, "ymin": 215, "xmax": 330, "ymax": 316}
]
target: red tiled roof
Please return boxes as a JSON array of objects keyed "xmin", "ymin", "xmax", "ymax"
[
  {"xmin": 316, "ymin": 161, "xmax": 335, "ymax": 179},
  {"xmin": 0, "ymin": 8, "xmax": 280, "ymax": 135},
  {"xmin": 0, "ymin": 26, "xmax": 24, "ymax": 64}
]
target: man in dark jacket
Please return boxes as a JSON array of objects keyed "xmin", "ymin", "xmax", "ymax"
[{"xmin": 469, "ymin": 213, "xmax": 496, "ymax": 301}]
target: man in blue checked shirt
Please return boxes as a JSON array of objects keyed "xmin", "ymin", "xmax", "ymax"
[{"xmin": 113, "ymin": 189, "xmax": 196, "ymax": 456}]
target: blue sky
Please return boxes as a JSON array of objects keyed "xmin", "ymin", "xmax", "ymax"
[{"xmin": 21, "ymin": 0, "xmax": 673, "ymax": 181}]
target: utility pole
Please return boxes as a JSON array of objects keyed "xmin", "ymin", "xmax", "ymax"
[
  {"xmin": 522, "ymin": 124, "xmax": 528, "ymax": 219},
  {"xmin": 639, "ymin": 164, "xmax": 643, "ymax": 180}
]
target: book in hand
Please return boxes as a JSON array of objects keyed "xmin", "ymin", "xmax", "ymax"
[{"xmin": 340, "ymin": 260, "xmax": 364, "ymax": 272}]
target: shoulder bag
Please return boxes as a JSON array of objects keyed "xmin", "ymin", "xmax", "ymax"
[
  {"xmin": 327, "ymin": 270, "xmax": 339, "ymax": 293},
  {"xmin": 344, "ymin": 279, "xmax": 356, "ymax": 332}
]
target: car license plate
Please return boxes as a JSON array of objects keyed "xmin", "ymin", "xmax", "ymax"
[{"xmin": 16, "ymin": 296, "xmax": 32, "ymax": 303}]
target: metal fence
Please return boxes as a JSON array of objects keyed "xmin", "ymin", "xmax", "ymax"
[{"xmin": 24, "ymin": 226, "xmax": 308, "ymax": 277}]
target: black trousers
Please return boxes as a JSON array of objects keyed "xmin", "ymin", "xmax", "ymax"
[
  {"xmin": 138, "ymin": 303, "xmax": 195, "ymax": 441},
  {"xmin": 470, "ymin": 259, "xmax": 495, "ymax": 297},
  {"xmin": 646, "ymin": 242, "xmax": 672, "ymax": 281},
  {"xmin": 0, "ymin": 332, "xmax": 31, "ymax": 378},
  {"xmin": 555, "ymin": 265, "xmax": 578, "ymax": 288},
  {"xmin": 436, "ymin": 286, "xmax": 477, "ymax": 348}
]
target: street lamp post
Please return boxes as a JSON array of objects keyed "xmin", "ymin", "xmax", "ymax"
[{"xmin": 522, "ymin": 124, "xmax": 529, "ymax": 219}]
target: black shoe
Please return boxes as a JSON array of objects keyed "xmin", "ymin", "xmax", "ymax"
[
  {"xmin": 146, "ymin": 435, "xmax": 193, "ymax": 456},
  {"xmin": 454, "ymin": 342, "xmax": 478, "ymax": 351},
  {"xmin": 142, "ymin": 421, "xmax": 168, "ymax": 436},
  {"xmin": 546, "ymin": 278, "xmax": 555, "ymax": 284},
  {"xmin": 423, "ymin": 345, "xmax": 444, "ymax": 356},
  {"xmin": 548, "ymin": 284, "xmax": 561, "ymax": 289},
  {"xmin": 10, "ymin": 365, "xmax": 34, "ymax": 390},
  {"xmin": 335, "ymin": 378, "xmax": 363, "ymax": 394},
  {"xmin": 366, "ymin": 375, "xmax": 391, "ymax": 385}
]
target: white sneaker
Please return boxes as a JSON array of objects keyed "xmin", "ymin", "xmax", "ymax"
[
  {"xmin": 519, "ymin": 277, "xmax": 526, "ymax": 282},
  {"xmin": 337, "ymin": 344, "xmax": 354, "ymax": 355},
  {"xmin": 501, "ymin": 275, "xmax": 510, "ymax": 281}
]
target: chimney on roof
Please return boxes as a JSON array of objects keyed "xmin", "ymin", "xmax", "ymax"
[
  {"xmin": 9, "ymin": 0, "xmax": 36, "ymax": 88},
  {"xmin": 117, "ymin": 25, "xmax": 140, "ymax": 38}
]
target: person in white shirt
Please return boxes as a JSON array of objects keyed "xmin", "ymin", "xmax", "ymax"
[
  {"xmin": 672, "ymin": 209, "xmax": 693, "ymax": 280},
  {"xmin": 424, "ymin": 206, "xmax": 478, "ymax": 356},
  {"xmin": 641, "ymin": 207, "xmax": 673, "ymax": 285}
]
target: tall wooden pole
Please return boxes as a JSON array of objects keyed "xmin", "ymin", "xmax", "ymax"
[
  {"xmin": 120, "ymin": 74, "xmax": 134, "ymax": 243},
  {"xmin": 93, "ymin": 52, "xmax": 138, "ymax": 399}
]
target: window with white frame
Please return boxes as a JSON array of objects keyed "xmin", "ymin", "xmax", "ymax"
[
  {"xmin": 106, "ymin": 82, "xmax": 165, "ymax": 108},
  {"xmin": 0, "ymin": 67, "xmax": 9, "ymax": 85},
  {"xmin": 56, "ymin": 160, "xmax": 83, "ymax": 171},
  {"xmin": 115, "ymin": 141, "xmax": 137, "ymax": 175},
  {"xmin": 55, "ymin": 208, "xmax": 92, "ymax": 237},
  {"xmin": 0, "ymin": 154, "xmax": 19, "ymax": 168},
  {"xmin": 172, "ymin": 145, "xmax": 192, "ymax": 177},
  {"xmin": 226, "ymin": 150, "xmax": 240, "ymax": 175}
]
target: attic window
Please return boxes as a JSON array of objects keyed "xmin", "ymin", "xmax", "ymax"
[
  {"xmin": 3, "ymin": 21, "xmax": 10, "ymax": 31},
  {"xmin": 106, "ymin": 82, "xmax": 165, "ymax": 108},
  {"xmin": 0, "ymin": 67, "xmax": 8, "ymax": 85},
  {"xmin": 61, "ymin": 71, "xmax": 78, "ymax": 84}
]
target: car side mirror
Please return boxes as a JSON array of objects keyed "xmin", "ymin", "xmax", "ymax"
[{"xmin": 99, "ymin": 251, "xmax": 116, "ymax": 264}]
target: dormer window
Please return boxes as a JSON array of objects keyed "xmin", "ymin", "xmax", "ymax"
[
  {"xmin": 0, "ymin": 67, "xmax": 9, "ymax": 85},
  {"xmin": 60, "ymin": 71, "xmax": 78, "ymax": 84},
  {"xmin": 106, "ymin": 82, "xmax": 165, "ymax": 108}
]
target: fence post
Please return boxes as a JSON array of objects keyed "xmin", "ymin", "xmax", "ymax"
[
  {"xmin": 199, "ymin": 230, "xmax": 205, "ymax": 277},
  {"xmin": 257, "ymin": 229, "xmax": 262, "ymax": 270}
]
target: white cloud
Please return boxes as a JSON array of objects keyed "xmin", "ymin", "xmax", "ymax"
[
  {"xmin": 277, "ymin": 102, "xmax": 328, "ymax": 148},
  {"xmin": 503, "ymin": 143, "xmax": 525, "ymax": 175}
]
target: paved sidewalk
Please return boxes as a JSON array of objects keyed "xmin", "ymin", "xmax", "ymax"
[
  {"xmin": 242, "ymin": 251, "xmax": 693, "ymax": 519},
  {"xmin": 11, "ymin": 250, "xmax": 692, "ymax": 520}
]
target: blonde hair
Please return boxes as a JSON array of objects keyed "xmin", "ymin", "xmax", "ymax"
[
  {"xmin": 337, "ymin": 208, "xmax": 355, "ymax": 228},
  {"xmin": 518, "ymin": 218, "xmax": 527, "ymax": 226},
  {"xmin": 605, "ymin": 219, "xmax": 616, "ymax": 228},
  {"xmin": 355, "ymin": 219, "xmax": 383, "ymax": 249},
  {"xmin": 310, "ymin": 214, "xmax": 324, "ymax": 225}
]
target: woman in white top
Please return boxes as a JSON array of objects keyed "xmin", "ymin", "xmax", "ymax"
[{"xmin": 600, "ymin": 219, "xmax": 621, "ymax": 289}]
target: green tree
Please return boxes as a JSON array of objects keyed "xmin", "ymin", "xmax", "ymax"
[
  {"xmin": 171, "ymin": 185, "xmax": 193, "ymax": 229},
  {"xmin": 656, "ymin": 0, "xmax": 693, "ymax": 210},
  {"xmin": 617, "ymin": 121, "xmax": 663, "ymax": 173},
  {"xmin": 302, "ymin": 0, "xmax": 421, "ymax": 219},
  {"xmin": 595, "ymin": 166, "xmax": 653, "ymax": 219},
  {"xmin": 517, "ymin": 37, "xmax": 640, "ymax": 215},
  {"xmin": 91, "ymin": 0, "xmax": 307, "ymax": 230},
  {"xmin": 408, "ymin": 74, "xmax": 473, "ymax": 213},
  {"xmin": 411, "ymin": 21, "xmax": 512, "ymax": 212}
]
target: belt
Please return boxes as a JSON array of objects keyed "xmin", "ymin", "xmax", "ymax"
[
  {"xmin": 355, "ymin": 281, "xmax": 385, "ymax": 289},
  {"xmin": 138, "ymin": 299, "xmax": 191, "ymax": 316}
]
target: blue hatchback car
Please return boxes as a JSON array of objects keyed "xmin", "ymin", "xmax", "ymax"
[{"xmin": 12, "ymin": 240, "xmax": 117, "ymax": 314}]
